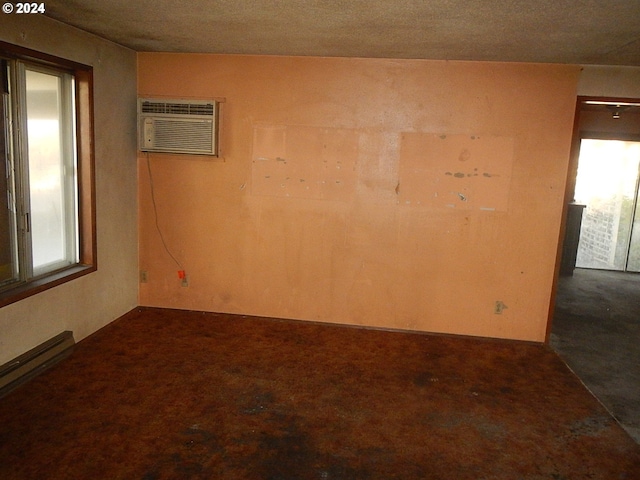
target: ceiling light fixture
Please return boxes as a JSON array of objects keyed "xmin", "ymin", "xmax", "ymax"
[{"xmin": 606, "ymin": 104, "xmax": 629, "ymax": 119}]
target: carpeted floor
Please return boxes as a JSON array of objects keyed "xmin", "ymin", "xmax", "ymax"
[
  {"xmin": 1, "ymin": 307, "xmax": 639, "ymax": 479},
  {"xmin": 551, "ymin": 268, "xmax": 640, "ymax": 444}
]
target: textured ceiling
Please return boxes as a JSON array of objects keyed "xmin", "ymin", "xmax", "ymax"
[{"xmin": 44, "ymin": 0, "xmax": 640, "ymax": 66}]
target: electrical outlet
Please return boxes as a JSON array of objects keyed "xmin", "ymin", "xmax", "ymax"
[
  {"xmin": 140, "ymin": 270, "xmax": 148, "ymax": 283},
  {"xmin": 494, "ymin": 300, "xmax": 507, "ymax": 314}
]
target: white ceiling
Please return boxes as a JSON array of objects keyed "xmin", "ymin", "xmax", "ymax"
[{"xmin": 44, "ymin": 0, "xmax": 640, "ymax": 66}]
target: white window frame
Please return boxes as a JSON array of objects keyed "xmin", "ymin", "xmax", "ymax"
[{"xmin": 12, "ymin": 62, "xmax": 79, "ymax": 279}]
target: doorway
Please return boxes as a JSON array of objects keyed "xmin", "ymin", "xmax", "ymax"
[
  {"xmin": 550, "ymin": 96, "xmax": 640, "ymax": 444},
  {"xmin": 574, "ymin": 139, "xmax": 640, "ymax": 272}
]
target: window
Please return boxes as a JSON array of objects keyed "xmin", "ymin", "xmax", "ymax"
[{"xmin": 0, "ymin": 42, "xmax": 95, "ymax": 307}]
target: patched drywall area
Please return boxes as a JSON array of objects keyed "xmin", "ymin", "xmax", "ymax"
[
  {"xmin": 138, "ymin": 54, "xmax": 579, "ymax": 341},
  {"xmin": 398, "ymin": 133, "xmax": 514, "ymax": 211},
  {"xmin": 251, "ymin": 125, "xmax": 358, "ymax": 201},
  {"xmin": 0, "ymin": 16, "xmax": 138, "ymax": 365}
]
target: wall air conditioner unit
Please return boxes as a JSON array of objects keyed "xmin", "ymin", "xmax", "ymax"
[{"xmin": 138, "ymin": 98, "xmax": 220, "ymax": 156}]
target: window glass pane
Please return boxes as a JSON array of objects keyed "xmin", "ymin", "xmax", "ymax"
[
  {"xmin": 575, "ymin": 140, "xmax": 640, "ymax": 271},
  {"xmin": 25, "ymin": 69, "xmax": 76, "ymax": 273}
]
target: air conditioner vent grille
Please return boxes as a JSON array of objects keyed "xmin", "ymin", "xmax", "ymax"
[
  {"xmin": 141, "ymin": 101, "xmax": 215, "ymax": 116},
  {"xmin": 153, "ymin": 119, "xmax": 213, "ymax": 152}
]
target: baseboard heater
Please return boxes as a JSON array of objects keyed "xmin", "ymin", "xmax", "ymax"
[{"xmin": 0, "ymin": 331, "xmax": 75, "ymax": 399}]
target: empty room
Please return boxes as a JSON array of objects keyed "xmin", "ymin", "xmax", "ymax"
[{"xmin": 1, "ymin": 2, "xmax": 639, "ymax": 478}]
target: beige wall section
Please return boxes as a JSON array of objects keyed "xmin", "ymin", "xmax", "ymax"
[
  {"xmin": 138, "ymin": 53, "xmax": 580, "ymax": 342},
  {"xmin": 0, "ymin": 16, "xmax": 138, "ymax": 364},
  {"xmin": 578, "ymin": 66, "xmax": 640, "ymax": 98}
]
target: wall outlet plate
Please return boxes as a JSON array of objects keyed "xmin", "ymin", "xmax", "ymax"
[{"xmin": 494, "ymin": 300, "xmax": 507, "ymax": 314}]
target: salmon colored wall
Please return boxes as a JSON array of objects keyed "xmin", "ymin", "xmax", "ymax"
[{"xmin": 138, "ymin": 54, "xmax": 579, "ymax": 342}]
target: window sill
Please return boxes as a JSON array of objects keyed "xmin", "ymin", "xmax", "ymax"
[{"xmin": 0, "ymin": 264, "xmax": 96, "ymax": 308}]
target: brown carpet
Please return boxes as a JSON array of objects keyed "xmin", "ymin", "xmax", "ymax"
[{"xmin": 1, "ymin": 307, "xmax": 639, "ymax": 479}]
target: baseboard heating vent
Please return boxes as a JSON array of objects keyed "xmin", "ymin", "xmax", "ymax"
[{"xmin": 0, "ymin": 331, "xmax": 75, "ymax": 399}]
